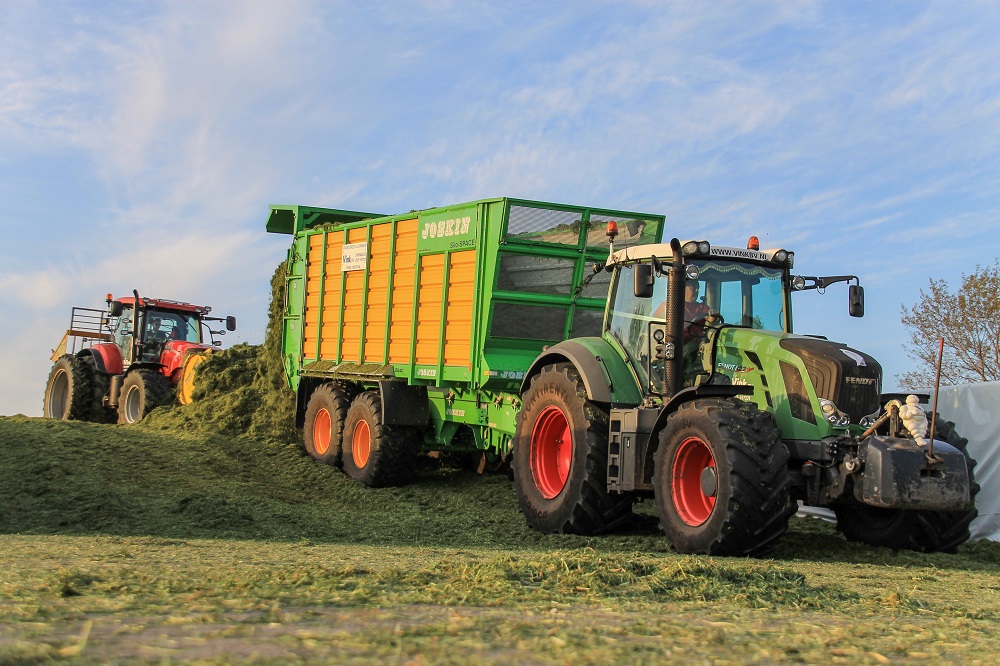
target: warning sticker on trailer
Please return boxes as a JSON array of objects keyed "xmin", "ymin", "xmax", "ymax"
[{"xmin": 342, "ymin": 242, "xmax": 368, "ymax": 271}]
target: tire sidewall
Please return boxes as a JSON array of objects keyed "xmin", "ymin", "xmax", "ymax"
[
  {"xmin": 655, "ymin": 409, "xmax": 732, "ymax": 553},
  {"xmin": 44, "ymin": 355, "xmax": 93, "ymax": 420},
  {"xmin": 343, "ymin": 392, "xmax": 379, "ymax": 485},
  {"xmin": 513, "ymin": 367, "xmax": 592, "ymax": 533},
  {"xmin": 303, "ymin": 385, "xmax": 345, "ymax": 466},
  {"xmin": 117, "ymin": 370, "xmax": 172, "ymax": 424},
  {"xmin": 118, "ymin": 372, "xmax": 148, "ymax": 424}
]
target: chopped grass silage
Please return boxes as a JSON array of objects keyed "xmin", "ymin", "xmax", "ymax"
[{"xmin": 141, "ymin": 261, "xmax": 297, "ymax": 444}]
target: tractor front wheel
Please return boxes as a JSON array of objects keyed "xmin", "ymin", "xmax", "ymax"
[
  {"xmin": 118, "ymin": 370, "xmax": 174, "ymax": 425},
  {"xmin": 512, "ymin": 363, "xmax": 633, "ymax": 535},
  {"xmin": 653, "ymin": 398, "xmax": 793, "ymax": 557},
  {"xmin": 342, "ymin": 391, "xmax": 418, "ymax": 487},
  {"xmin": 303, "ymin": 383, "xmax": 352, "ymax": 466},
  {"xmin": 43, "ymin": 355, "xmax": 94, "ymax": 421},
  {"xmin": 834, "ymin": 415, "xmax": 979, "ymax": 553}
]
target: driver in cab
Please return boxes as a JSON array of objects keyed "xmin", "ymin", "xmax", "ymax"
[
  {"xmin": 653, "ymin": 279, "xmax": 721, "ymax": 341},
  {"xmin": 682, "ymin": 279, "xmax": 720, "ymax": 341}
]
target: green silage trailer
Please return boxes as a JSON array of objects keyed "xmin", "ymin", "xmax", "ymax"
[{"xmin": 266, "ymin": 197, "xmax": 663, "ymax": 471}]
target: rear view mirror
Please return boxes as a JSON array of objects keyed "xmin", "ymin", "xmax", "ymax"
[
  {"xmin": 849, "ymin": 285, "xmax": 865, "ymax": 318},
  {"xmin": 109, "ymin": 301, "xmax": 124, "ymax": 317},
  {"xmin": 226, "ymin": 316, "xmax": 237, "ymax": 331},
  {"xmin": 634, "ymin": 263, "xmax": 654, "ymax": 298}
]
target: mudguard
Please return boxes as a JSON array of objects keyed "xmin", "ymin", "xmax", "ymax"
[
  {"xmin": 160, "ymin": 340, "xmax": 212, "ymax": 380},
  {"xmin": 80, "ymin": 343, "xmax": 123, "ymax": 376},
  {"xmin": 520, "ymin": 338, "xmax": 642, "ymax": 406}
]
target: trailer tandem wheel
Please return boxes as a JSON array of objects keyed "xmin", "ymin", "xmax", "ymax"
[
  {"xmin": 303, "ymin": 383, "xmax": 351, "ymax": 467},
  {"xmin": 653, "ymin": 398, "xmax": 793, "ymax": 557},
  {"xmin": 512, "ymin": 363, "xmax": 633, "ymax": 535},
  {"xmin": 342, "ymin": 391, "xmax": 418, "ymax": 487}
]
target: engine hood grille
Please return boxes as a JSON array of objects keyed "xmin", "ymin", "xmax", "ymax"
[{"xmin": 778, "ymin": 336, "xmax": 882, "ymax": 423}]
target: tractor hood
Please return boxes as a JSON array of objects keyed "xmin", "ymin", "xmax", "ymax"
[{"xmin": 713, "ymin": 328, "xmax": 882, "ymax": 428}]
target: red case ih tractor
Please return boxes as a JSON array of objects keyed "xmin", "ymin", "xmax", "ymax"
[{"xmin": 43, "ymin": 290, "xmax": 236, "ymax": 424}]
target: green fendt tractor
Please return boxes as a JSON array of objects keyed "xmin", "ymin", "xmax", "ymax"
[
  {"xmin": 515, "ymin": 232, "xmax": 977, "ymax": 556},
  {"xmin": 271, "ymin": 197, "xmax": 976, "ymax": 557}
]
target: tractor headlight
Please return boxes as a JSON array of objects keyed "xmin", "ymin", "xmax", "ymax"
[
  {"xmin": 681, "ymin": 240, "xmax": 711, "ymax": 257},
  {"xmin": 819, "ymin": 399, "xmax": 851, "ymax": 426},
  {"xmin": 770, "ymin": 249, "xmax": 794, "ymax": 267},
  {"xmin": 685, "ymin": 264, "xmax": 700, "ymax": 280},
  {"xmin": 791, "ymin": 275, "xmax": 806, "ymax": 290}
]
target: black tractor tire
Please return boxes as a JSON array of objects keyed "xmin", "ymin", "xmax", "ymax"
[
  {"xmin": 43, "ymin": 355, "xmax": 94, "ymax": 421},
  {"xmin": 511, "ymin": 363, "xmax": 633, "ymax": 535},
  {"xmin": 117, "ymin": 369, "xmax": 174, "ymax": 425},
  {"xmin": 342, "ymin": 391, "xmax": 419, "ymax": 487},
  {"xmin": 835, "ymin": 415, "xmax": 980, "ymax": 553},
  {"xmin": 302, "ymin": 383, "xmax": 351, "ymax": 466},
  {"xmin": 653, "ymin": 398, "xmax": 793, "ymax": 557},
  {"xmin": 81, "ymin": 354, "xmax": 116, "ymax": 423}
]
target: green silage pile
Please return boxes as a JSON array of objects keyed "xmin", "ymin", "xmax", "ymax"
[{"xmin": 141, "ymin": 262, "xmax": 297, "ymax": 443}]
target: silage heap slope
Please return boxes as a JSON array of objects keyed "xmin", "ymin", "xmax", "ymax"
[{"xmin": 0, "ymin": 413, "xmax": 531, "ymax": 546}]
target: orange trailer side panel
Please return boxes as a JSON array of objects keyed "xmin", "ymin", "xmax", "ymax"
[
  {"xmin": 303, "ymin": 234, "xmax": 326, "ymax": 360},
  {"xmin": 415, "ymin": 254, "xmax": 445, "ymax": 366},
  {"xmin": 318, "ymin": 231, "xmax": 346, "ymax": 360},
  {"xmin": 362, "ymin": 223, "xmax": 394, "ymax": 364},
  {"xmin": 388, "ymin": 219, "xmax": 418, "ymax": 364},
  {"xmin": 444, "ymin": 250, "xmax": 476, "ymax": 368}
]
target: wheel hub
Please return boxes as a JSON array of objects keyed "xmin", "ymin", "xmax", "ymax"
[
  {"xmin": 313, "ymin": 408, "xmax": 332, "ymax": 455},
  {"xmin": 671, "ymin": 436, "xmax": 717, "ymax": 527},
  {"xmin": 352, "ymin": 420, "xmax": 371, "ymax": 468},
  {"xmin": 530, "ymin": 406, "xmax": 572, "ymax": 499}
]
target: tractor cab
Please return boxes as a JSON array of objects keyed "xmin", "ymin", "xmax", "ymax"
[
  {"xmin": 604, "ymin": 239, "xmax": 803, "ymax": 397},
  {"xmin": 108, "ymin": 294, "xmax": 236, "ymax": 367}
]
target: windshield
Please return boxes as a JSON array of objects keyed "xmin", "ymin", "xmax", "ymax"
[
  {"xmin": 144, "ymin": 309, "xmax": 201, "ymax": 343},
  {"xmin": 692, "ymin": 260, "xmax": 787, "ymax": 332}
]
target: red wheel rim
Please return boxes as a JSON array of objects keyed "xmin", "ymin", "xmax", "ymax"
[
  {"xmin": 352, "ymin": 420, "xmax": 371, "ymax": 468},
  {"xmin": 312, "ymin": 408, "xmax": 332, "ymax": 455},
  {"xmin": 530, "ymin": 406, "xmax": 572, "ymax": 499},
  {"xmin": 671, "ymin": 436, "xmax": 717, "ymax": 526}
]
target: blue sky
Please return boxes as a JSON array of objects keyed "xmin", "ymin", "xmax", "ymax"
[{"xmin": 2, "ymin": 0, "xmax": 999, "ymax": 416}]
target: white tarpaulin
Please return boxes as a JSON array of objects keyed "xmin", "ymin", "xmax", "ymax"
[{"xmin": 928, "ymin": 381, "xmax": 1000, "ymax": 542}]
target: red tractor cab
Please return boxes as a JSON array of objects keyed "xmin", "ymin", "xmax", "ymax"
[{"xmin": 44, "ymin": 290, "xmax": 236, "ymax": 424}]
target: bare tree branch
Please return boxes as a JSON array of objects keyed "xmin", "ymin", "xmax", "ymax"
[{"xmin": 898, "ymin": 261, "xmax": 1000, "ymax": 388}]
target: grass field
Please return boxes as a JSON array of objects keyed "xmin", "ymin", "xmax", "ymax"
[{"xmin": 2, "ymin": 414, "xmax": 999, "ymax": 664}]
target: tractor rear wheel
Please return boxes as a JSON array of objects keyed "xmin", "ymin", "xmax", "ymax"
[
  {"xmin": 653, "ymin": 398, "xmax": 793, "ymax": 557},
  {"xmin": 81, "ymin": 354, "xmax": 115, "ymax": 423},
  {"xmin": 43, "ymin": 355, "xmax": 93, "ymax": 421},
  {"xmin": 835, "ymin": 415, "xmax": 979, "ymax": 553},
  {"xmin": 342, "ymin": 391, "xmax": 418, "ymax": 487},
  {"xmin": 512, "ymin": 363, "xmax": 633, "ymax": 535},
  {"xmin": 303, "ymin": 383, "xmax": 351, "ymax": 466},
  {"xmin": 117, "ymin": 369, "xmax": 174, "ymax": 424}
]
